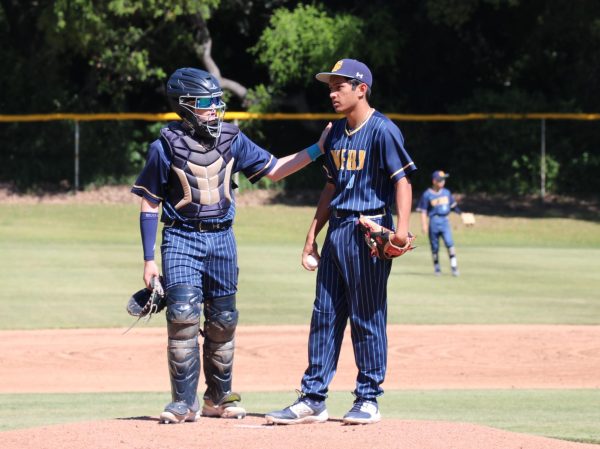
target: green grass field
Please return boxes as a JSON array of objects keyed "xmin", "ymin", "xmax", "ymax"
[
  {"xmin": 0, "ymin": 204, "xmax": 599, "ymax": 328},
  {"xmin": 1, "ymin": 390, "xmax": 599, "ymax": 443},
  {"xmin": 0, "ymin": 203, "xmax": 599, "ymax": 442}
]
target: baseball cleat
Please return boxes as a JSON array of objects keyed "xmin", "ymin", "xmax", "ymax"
[
  {"xmin": 202, "ymin": 399, "xmax": 247, "ymax": 419},
  {"xmin": 451, "ymin": 268, "xmax": 460, "ymax": 277},
  {"xmin": 265, "ymin": 394, "xmax": 328, "ymax": 425},
  {"xmin": 160, "ymin": 401, "xmax": 200, "ymax": 424},
  {"xmin": 342, "ymin": 399, "xmax": 381, "ymax": 425}
]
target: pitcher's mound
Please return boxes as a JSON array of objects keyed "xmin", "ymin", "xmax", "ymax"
[{"xmin": 1, "ymin": 416, "xmax": 596, "ymax": 449}]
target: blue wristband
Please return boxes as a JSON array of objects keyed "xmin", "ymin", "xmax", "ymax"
[
  {"xmin": 306, "ymin": 143, "xmax": 322, "ymax": 161},
  {"xmin": 140, "ymin": 212, "xmax": 159, "ymax": 261}
]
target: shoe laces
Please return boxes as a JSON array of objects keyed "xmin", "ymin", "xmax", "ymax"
[
  {"xmin": 349, "ymin": 398, "xmax": 376, "ymax": 413},
  {"xmin": 292, "ymin": 389, "xmax": 321, "ymax": 408}
]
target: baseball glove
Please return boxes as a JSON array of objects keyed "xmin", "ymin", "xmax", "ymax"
[
  {"xmin": 124, "ymin": 276, "xmax": 165, "ymax": 333},
  {"xmin": 460, "ymin": 212, "xmax": 476, "ymax": 226},
  {"xmin": 357, "ymin": 216, "xmax": 416, "ymax": 259}
]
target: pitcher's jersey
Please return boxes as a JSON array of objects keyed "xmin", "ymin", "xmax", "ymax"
[
  {"xmin": 322, "ymin": 110, "xmax": 416, "ymax": 212},
  {"xmin": 416, "ymin": 188, "xmax": 458, "ymax": 217}
]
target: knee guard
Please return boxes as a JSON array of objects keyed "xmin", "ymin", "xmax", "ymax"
[
  {"xmin": 165, "ymin": 285, "xmax": 202, "ymax": 410},
  {"xmin": 202, "ymin": 294, "xmax": 239, "ymax": 405}
]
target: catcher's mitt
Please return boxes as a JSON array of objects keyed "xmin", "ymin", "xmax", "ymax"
[
  {"xmin": 357, "ymin": 216, "xmax": 416, "ymax": 259},
  {"xmin": 124, "ymin": 276, "xmax": 166, "ymax": 333}
]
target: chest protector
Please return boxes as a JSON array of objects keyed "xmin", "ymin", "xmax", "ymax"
[{"xmin": 161, "ymin": 122, "xmax": 239, "ymax": 219}]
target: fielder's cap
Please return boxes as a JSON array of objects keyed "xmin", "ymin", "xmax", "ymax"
[
  {"xmin": 432, "ymin": 170, "xmax": 449, "ymax": 181},
  {"xmin": 316, "ymin": 59, "xmax": 373, "ymax": 88}
]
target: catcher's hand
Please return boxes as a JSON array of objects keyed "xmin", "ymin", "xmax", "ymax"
[
  {"xmin": 357, "ymin": 216, "xmax": 416, "ymax": 259},
  {"xmin": 125, "ymin": 276, "xmax": 166, "ymax": 333}
]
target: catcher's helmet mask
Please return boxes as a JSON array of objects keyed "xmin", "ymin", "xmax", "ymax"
[{"xmin": 167, "ymin": 68, "xmax": 226, "ymax": 138}]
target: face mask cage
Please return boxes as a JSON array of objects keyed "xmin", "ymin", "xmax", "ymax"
[{"xmin": 179, "ymin": 94, "xmax": 226, "ymax": 138}]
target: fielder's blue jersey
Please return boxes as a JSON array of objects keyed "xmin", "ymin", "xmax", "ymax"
[
  {"xmin": 322, "ymin": 110, "xmax": 416, "ymax": 211},
  {"xmin": 416, "ymin": 188, "xmax": 458, "ymax": 217},
  {"xmin": 131, "ymin": 128, "xmax": 276, "ymax": 224}
]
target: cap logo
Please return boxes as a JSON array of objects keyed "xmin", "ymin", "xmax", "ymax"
[
  {"xmin": 332, "ymin": 60, "xmax": 343, "ymax": 72},
  {"xmin": 438, "ymin": 171, "xmax": 445, "ymax": 177},
  {"xmin": 355, "ymin": 72, "xmax": 363, "ymax": 79}
]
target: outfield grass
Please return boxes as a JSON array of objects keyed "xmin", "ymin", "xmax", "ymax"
[
  {"xmin": 0, "ymin": 390, "xmax": 598, "ymax": 443},
  {"xmin": 0, "ymin": 204, "xmax": 599, "ymax": 329}
]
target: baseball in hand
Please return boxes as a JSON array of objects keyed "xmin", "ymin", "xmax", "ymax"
[{"xmin": 305, "ymin": 254, "xmax": 319, "ymax": 270}]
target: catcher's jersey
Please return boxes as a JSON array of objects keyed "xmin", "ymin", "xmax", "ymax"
[
  {"xmin": 416, "ymin": 188, "xmax": 458, "ymax": 217},
  {"xmin": 322, "ymin": 110, "xmax": 416, "ymax": 212},
  {"xmin": 131, "ymin": 123, "xmax": 276, "ymax": 224}
]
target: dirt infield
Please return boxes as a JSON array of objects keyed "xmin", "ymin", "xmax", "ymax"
[
  {"xmin": 2, "ymin": 416, "xmax": 598, "ymax": 449},
  {"xmin": 1, "ymin": 325, "xmax": 599, "ymax": 448},
  {"xmin": 2, "ymin": 325, "xmax": 599, "ymax": 393}
]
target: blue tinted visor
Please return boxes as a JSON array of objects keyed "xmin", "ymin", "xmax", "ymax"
[
  {"xmin": 193, "ymin": 96, "xmax": 223, "ymax": 109},
  {"xmin": 179, "ymin": 95, "xmax": 224, "ymax": 109}
]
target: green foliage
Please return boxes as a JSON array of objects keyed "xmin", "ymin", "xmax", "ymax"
[
  {"xmin": 235, "ymin": 172, "xmax": 283, "ymax": 192},
  {"xmin": 244, "ymin": 84, "xmax": 274, "ymax": 112},
  {"xmin": 426, "ymin": 0, "xmax": 480, "ymax": 28},
  {"xmin": 249, "ymin": 3, "xmax": 363, "ymax": 86},
  {"xmin": 45, "ymin": 0, "xmax": 220, "ymax": 101},
  {"xmin": 1, "ymin": 0, "xmax": 600, "ymax": 193}
]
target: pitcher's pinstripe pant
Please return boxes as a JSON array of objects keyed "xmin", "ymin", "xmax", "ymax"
[{"xmin": 301, "ymin": 213, "xmax": 393, "ymax": 400}]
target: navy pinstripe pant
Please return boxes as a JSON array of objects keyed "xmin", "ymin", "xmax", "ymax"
[
  {"xmin": 301, "ymin": 213, "xmax": 393, "ymax": 400},
  {"xmin": 428, "ymin": 216, "xmax": 454, "ymax": 253},
  {"xmin": 160, "ymin": 225, "xmax": 238, "ymax": 299}
]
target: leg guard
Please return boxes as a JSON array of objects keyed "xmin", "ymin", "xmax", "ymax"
[
  {"xmin": 202, "ymin": 294, "xmax": 239, "ymax": 406},
  {"xmin": 161, "ymin": 285, "xmax": 202, "ymax": 423}
]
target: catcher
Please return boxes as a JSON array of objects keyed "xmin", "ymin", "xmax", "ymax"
[
  {"xmin": 266, "ymin": 58, "xmax": 417, "ymax": 426},
  {"xmin": 131, "ymin": 67, "xmax": 329, "ymax": 424}
]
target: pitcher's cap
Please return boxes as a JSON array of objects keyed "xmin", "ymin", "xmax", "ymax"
[{"xmin": 316, "ymin": 59, "xmax": 372, "ymax": 88}]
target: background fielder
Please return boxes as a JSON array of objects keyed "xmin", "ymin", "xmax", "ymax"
[
  {"xmin": 417, "ymin": 170, "xmax": 462, "ymax": 276},
  {"xmin": 266, "ymin": 58, "xmax": 416, "ymax": 425}
]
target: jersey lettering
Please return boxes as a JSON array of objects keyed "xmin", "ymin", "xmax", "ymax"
[
  {"xmin": 430, "ymin": 196, "xmax": 449, "ymax": 207},
  {"xmin": 330, "ymin": 149, "xmax": 366, "ymax": 171}
]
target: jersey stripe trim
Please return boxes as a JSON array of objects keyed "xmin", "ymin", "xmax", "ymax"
[
  {"xmin": 389, "ymin": 161, "xmax": 415, "ymax": 179},
  {"xmin": 132, "ymin": 184, "xmax": 163, "ymax": 201},
  {"xmin": 344, "ymin": 108, "xmax": 375, "ymax": 136},
  {"xmin": 247, "ymin": 154, "xmax": 274, "ymax": 181}
]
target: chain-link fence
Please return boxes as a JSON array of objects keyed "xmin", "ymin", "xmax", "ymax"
[{"xmin": 1, "ymin": 112, "xmax": 599, "ymax": 196}]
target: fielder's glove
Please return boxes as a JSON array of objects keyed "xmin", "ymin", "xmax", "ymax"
[
  {"xmin": 460, "ymin": 212, "xmax": 476, "ymax": 226},
  {"xmin": 357, "ymin": 216, "xmax": 416, "ymax": 259},
  {"xmin": 124, "ymin": 276, "xmax": 166, "ymax": 333}
]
